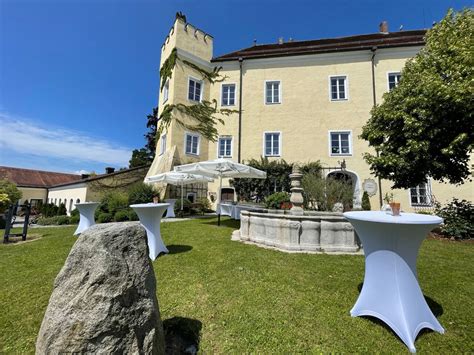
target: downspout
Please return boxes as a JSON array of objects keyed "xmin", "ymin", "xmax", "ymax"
[
  {"xmin": 238, "ymin": 57, "xmax": 243, "ymax": 163},
  {"xmin": 371, "ymin": 46, "xmax": 383, "ymax": 208}
]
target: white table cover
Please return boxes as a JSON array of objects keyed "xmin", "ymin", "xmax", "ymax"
[
  {"xmin": 73, "ymin": 202, "xmax": 99, "ymax": 236},
  {"xmin": 130, "ymin": 203, "xmax": 170, "ymax": 260},
  {"xmin": 218, "ymin": 203, "xmax": 259, "ymax": 220},
  {"xmin": 164, "ymin": 199, "xmax": 177, "ymax": 218},
  {"xmin": 344, "ymin": 211, "xmax": 444, "ymax": 353}
]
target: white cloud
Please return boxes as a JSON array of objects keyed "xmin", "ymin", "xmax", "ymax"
[{"xmin": 0, "ymin": 112, "xmax": 132, "ymax": 166}]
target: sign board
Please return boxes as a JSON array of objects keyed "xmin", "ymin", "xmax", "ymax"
[{"xmin": 362, "ymin": 179, "xmax": 378, "ymax": 197}]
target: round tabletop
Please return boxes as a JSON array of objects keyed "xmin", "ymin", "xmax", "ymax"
[
  {"xmin": 130, "ymin": 203, "xmax": 170, "ymax": 209},
  {"xmin": 343, "ymin": 211, "xmax": 443, "ymax": 225}
]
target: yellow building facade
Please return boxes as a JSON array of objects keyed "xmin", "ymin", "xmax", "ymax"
[{"xmin": 147, "ymin": 16, "xmax": 473, "ymax": 211}]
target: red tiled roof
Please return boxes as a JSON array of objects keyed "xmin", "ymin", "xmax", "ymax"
[
  {"xmin": 0, "ymin": 166, "xmax": 82, "ymax": 188},
  {"xmin": 212, "ymin": 30, "xmax": 426, "ymax": 62}
]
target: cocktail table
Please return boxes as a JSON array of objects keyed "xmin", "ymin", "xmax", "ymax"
[
  {"xmin": 343, "ymin": 211, "xmax": 444, "ymax": 353},
  {"xmin": 164, "ymin": 199, "xmax": 177, "ymax": 218},
  {"xmin": 73, "ymin": 202, "xmax": 100, "ymax": 236},
  {"xmin": 130, "ymin": 203, "xmax": 170, "ymax": 260}
]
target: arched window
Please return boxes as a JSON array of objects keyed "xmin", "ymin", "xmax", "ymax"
[{"xmin": 76, "ymin": 198, "xmax": 80, "ymax": 203}]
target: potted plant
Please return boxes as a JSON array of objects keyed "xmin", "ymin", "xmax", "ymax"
[{"xmin": 382, "ymin": 192, "xmax": 394, "ymax": 213}]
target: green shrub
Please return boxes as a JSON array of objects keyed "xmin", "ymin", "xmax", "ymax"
[
  {"xmin": 302, "ymin": 175, "xmax": 353, "ymax": 211},
  {"xmin": 361, "ymin": 191, "xmax": 371, "ymax": 211},
  {"xmin": 0, "ymin": 215, "xmax": 6, "ymax": 229},
  {"xmin": 69, "ymin": 214, "xmax": 80, "ymax": 224},
  {"xmin": 264, "ymin": 192, "xmax": 291, "ymax": 209},
  {"xmin": 40, "ymin": 203, "xmax": 59, "ymax": 217},
  {"xmin": 36, "ymin": 216, "xmax": 70, "ymax": 225},
  {"xmin": 70, "ymin": 208, "xmax": 79, "ymax": 217},
  {"xmin": 97, "ymin": 212, "xmax": 113, "ymax": 223},
  {"xmin": 128, "ymin": 209, "xmax": 139, "ymax": 221},
  {"xmin": 128, "ymin": 182, "xmax": 158, "ymax": 205},
  {"xmin": 434, "ymin": 198, "xmax": 473, "ymax": 239},
  {"xmin": 57, "ymin": 203, "xmax": 67, "ymax": 216},
  {"xmin": 175, "ymin": 198, "xmax": 192, "ymax": 216},
  {"xmin": 197, "ymin": 197, "xmax": 213, "ymax": 213},
  {"xmin": 98, "ymin": 192, "xmax": 129, "ymax": 217},
  {"xmin": 56, "ymin": 215, "xmax": 70, "ymax": 225},
  {"xmin": 114, "ymin": 210, "xmax": 130, "ymax": 222}
]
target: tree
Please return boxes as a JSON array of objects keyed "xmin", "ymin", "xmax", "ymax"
[
  {"xmin": 0, "ymin": 179, "xmax": 22, "ymax": 210},
  {"xmin": 361, "ymin": 191, "xmax": 371, "ymax": 211},
  {"xmin": 361, "ymin": 9, "xmax": 473, "ymax": 189},
  {"xmin": 129, "ymin": 107, "xmax": 158, "ymax": 168}
]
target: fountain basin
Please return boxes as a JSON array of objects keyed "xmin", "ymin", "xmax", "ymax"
[{"xmin": 232, "ymin": 210, "xmax": 361, "ymax": 254}]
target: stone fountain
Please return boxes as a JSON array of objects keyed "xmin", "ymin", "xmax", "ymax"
[{"xmin": 231, "ymin": 168, "xmax": 361, "ymax": 254}]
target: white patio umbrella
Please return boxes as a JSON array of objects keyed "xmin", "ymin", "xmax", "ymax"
[
  {"xmin": 174, "ymin": 159, "xmax": 267, "ymax": 224},
  {"xmin": 145, "ymin": 172, "xmax": 214, "ymax": 210}
]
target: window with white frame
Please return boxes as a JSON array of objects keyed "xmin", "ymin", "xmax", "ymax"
[
  {"xmin": 264, "ymin": 132, "xmax": 281, "ymax": 156},
  {"xmin": 163, "ymin": 80, "xmax": 169, "ymax": 102},
  {"xmin": 218, "ymin": 136, "xmax": 232, "ymax": 158},
  {"xmin": 221, "ymin": 84, "xmax": 236, "ymax": 106},
  {"xmin": 410, "ymin": 181, "xmax": 432, "ymax": 206},
  {"xmin": 265, "ymin": 81, "xmax": 281, "ymax": 104},
  {"xmin": 388, "ymin": 72, "xmax": 401, "ymax": 91},
  {"xmin": 330, "ymin": 131, "xmax": 351, "ymax": 155},
  {"xmin": 159, "ymin": 134, "xmax": 167, "ymax": 155},
  {"xmin": 185, "ymin": 133, "xmax": 199, "ymax": 155},
  {"xmin": 188, "ymin": 78, "xmax": 202, "ymax": 101},
  {"xmin": 330, "ymin": 76, "xmax": 347, "ymax": 100}
]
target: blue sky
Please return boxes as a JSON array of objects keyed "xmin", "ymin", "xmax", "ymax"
[{"xmin": 0, "ymin": 0, "xmax": 470, "ymax": 174}]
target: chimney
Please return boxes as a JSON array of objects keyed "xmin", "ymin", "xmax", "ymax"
[
  {"xmin": 278, "ymin": 37, "xmax": 284, "ymax": 45},
  {"xmin": 105, "ymin": 167, "xmax": 115, "ymax": 174},
  {"xmin": 379, "ymin": 21, "xmax": 389, "ymax": 34},
  {"xmin": 81, "ymin": 174, "xmax": 90, "ymax": 179}
]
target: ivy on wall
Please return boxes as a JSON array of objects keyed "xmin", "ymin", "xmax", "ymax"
[{"xmin": 157, "ymin": 48, "xmax": 237, "ymax": 142}]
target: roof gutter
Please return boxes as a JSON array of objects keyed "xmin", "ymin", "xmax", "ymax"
[
  {"xmin": 238, "ymin": 57, "xmax": 243, "ymax": 163},
  {"xmin": 370, "ymin": 46, "xmax": 384, "ymax": 208}
]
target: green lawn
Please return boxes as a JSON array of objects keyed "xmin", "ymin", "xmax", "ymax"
[{"xmin": 1, "ymin": 218, "xmax": 473, "ymax": 353}]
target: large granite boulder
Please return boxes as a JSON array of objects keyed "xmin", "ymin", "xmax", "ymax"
[{"xmin": 36, "ymin": 222, "xmax": 165, "ymax": 354}]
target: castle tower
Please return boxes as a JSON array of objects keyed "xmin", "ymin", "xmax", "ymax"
[{"xmin": 146, "ymin": 13, "xmax": 215, "ymax": 179}]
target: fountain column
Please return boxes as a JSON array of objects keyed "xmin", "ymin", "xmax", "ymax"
[{"xmin": 290, "ymin": 165, "xmax": 304, "ymax": 216}]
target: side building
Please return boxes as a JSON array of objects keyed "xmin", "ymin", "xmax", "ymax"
[
  {"xmin": 0, "ymin": 166, "xmax": 82, "ymax": 207},
  {"xmin": 1, "ymin": 166, "xmax": 149, "ymax": 215},
  {"xmin": 147, "ymin": 15, "xmax": 473, "ymax": 211}
]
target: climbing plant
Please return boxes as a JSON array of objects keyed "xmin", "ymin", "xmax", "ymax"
[
  {"xmin": 160, "ymin": 48, "xmax": 178, "ymax": 91},
  {"xmin": 158, "ymin": 100, "xmax": 236, "ymax": 142},
  {"xmin": 158, "ymin": 48, "xmax": 236, "ymax": 142}
]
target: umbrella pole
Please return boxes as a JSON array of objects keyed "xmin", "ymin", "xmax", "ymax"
[
  {"xmin": 181, "ymin": 181, "xmax": 184, "ymax": 211},
  {"xmin": 218, "ymin": 175, "xmax": 222, "ymax": 226}
]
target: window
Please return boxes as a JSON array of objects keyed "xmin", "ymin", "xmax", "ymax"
[
  {"xmin": 264, "ymin": 132, "xmax": 281, "ymax": 156},
  {"xmin": 410, "ymin": 181, "xmax": 432, "ymax": 206},
  {"xmin": 188, "ymin": 78, "xmax": 202, "ymax": 101},
  {"xmin": 388, "ymin": 72, "xmax": 401, "ymax": 91},
  {"xmin": 163, "ymin": 80, "xmax": 169, "ymax": 103},
  {"xmin": 330, "ymin": 131, "xmax": 351, "ymax": 155},
  {"xmin": 185, "ymin": 133, "xmax": 199, "ymax": 155},
  {"xmin": 159, "ymin": 134, "xmax": 167, "ymax": 155},
  {"xmin": 330, "ymin": 76, "xmax": 347, "ymax": 100},
  {"xmin": 221, "ymin": 84, "xmax": 236, "ymax": 106},
  {"xmin": 265, "ymin": 81, "xmax": 281, "ymax": 104},
  {"xmin": 218, "ymin": 136, "xmax": 232, "ymax": 158},
  {"xmin": 186, "ymin": 192, "xmax": 197, "ymax": 203}
]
